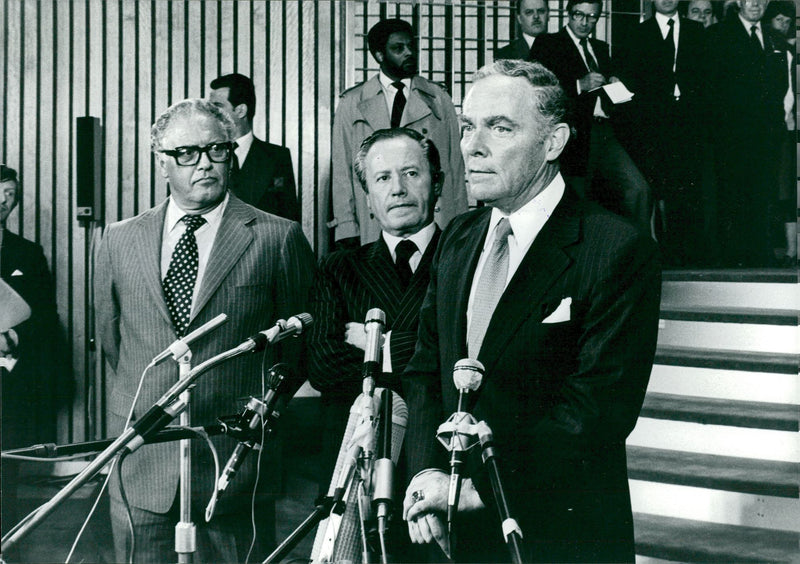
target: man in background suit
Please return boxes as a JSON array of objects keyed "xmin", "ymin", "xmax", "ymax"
[
  {"xmin": 531, "ymin": 0, "xmax": 652, "ymax": 233},
  {"xmin": 209, "ymin": 73, "xmax": 300, "ymax": 222},
  {"xmin": 95, "ymin": 99, "xmax": 315, "ymax": 563},
  {"xmin": 308, "ymin": 128, "xmax": 443, "ymax": 559},
  {"xmin": 308, "ymin": 127, "xmax": 442, "ymax": 488},
  {"xmin": 494, "ymin": 0, "xmax": 550, "ymax": 61},
  {"xmin": 707, "ymin": 0, "xmax": 788, "ymax": 266},
  {"xmin": 330, "ymin": 19, "xmax": 467, "ymax": 248},
  {"xmin": 1, "ymin": 164, "xmax": 59, "ymax": 540},
  {"xmin": 615, "ymin": 0, "xmax": 708, "ymax": 266},
  {"xmin": 401, "ymin": 60, "xmax": 661, "ymax": 563}
]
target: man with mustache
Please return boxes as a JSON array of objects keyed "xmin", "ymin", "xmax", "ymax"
[
  {"xmin": 495, "ymin": 0, "xmax": 550, "ymax": 61},
  {"xmin": 95, "ymin": 98, "xmax": 315, "ymax": 563},
  {"xmin": 330, "ymin": 18, "xmax": 466, "ymax": 249}
]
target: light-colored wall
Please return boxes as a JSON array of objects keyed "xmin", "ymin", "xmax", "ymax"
[{"xmin": 1, "ymin": 0, "xmax": 345, "ymax": 442}]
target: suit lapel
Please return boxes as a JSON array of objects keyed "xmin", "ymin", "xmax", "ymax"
[
  {"xmin": 396, "ymin": 228, "xmax": 442, "ymax": 327},
  {"xmin": 356, "ymin": 77, "xmax": 391, "ymax": 131},
  {"xmin": 477, "ymin": 191, "xmax": 581, "ymax": 376},
  {"xmin": 191, "ymin": 194, "xmax": 256, "ymax": 321},
  {"xmin": 354, "ymin": 237, "xmax": 405, "ymax": 320},
  {"xmin": 133, "ymin": 202, "xmax": 173, "ymax": 328}
]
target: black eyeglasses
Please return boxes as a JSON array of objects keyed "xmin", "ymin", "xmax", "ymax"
[
  {"xmin": 159, "ymin": 142, "xmax": 236, "ymax": 166},
  {"xmin": 570, "ymin": 10, "xmax": 600, "ymax": 23}
]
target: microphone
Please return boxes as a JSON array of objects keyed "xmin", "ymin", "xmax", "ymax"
[
  {"xmin": 205, "ymin": 363, "xmax": 291, "ymax": 520},
  {"xmin": 437, "ymin": 359, "xmax": 484, "ymax": 541},
  {"xmin": 151, "ymin": 313, "xmax": 228, "ymax": 365},
  {"xmin": 372, "ymin": 389, "xmax": 406, "ymax": 539},
  {"xmin": 361, "ymin": 308, "xmax": 386, "ymax": 398},
  {"xmin": 236, "ymin": 313, "xmax": 313, "ymax": 354},
  {"xmin": 312, "ymin": 388, "xmax": 407, "ymax": 564}
]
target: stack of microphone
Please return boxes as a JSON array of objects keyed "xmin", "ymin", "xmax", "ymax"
[{"xmin": 311, "ymin": 309, "xmax": 408, "ymax": 564}]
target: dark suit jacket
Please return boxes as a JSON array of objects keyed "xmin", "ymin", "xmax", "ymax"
[
  {"xmin": 495, "ymin": 37, "xmax": 531, "ymax": 61},
  {"xmin": 1, "ymin": 229, "xmax": 59, "ymax": 448},
  {"xmin": 95, "ymin": 193, "xmax": 315, "ymax": 514},
  {"xmin": 707, "ymin": 17, "xmax": 787, "ymax": 143},
  {"xmin": 403, "ymin": 188, "xmax": 661, "ymax": 562},
  {"xmin": 231, "ymin": 137, "xmax": 300, "ymax": 222},
  {"xmin": 531, "ymin": 29, "xmax": 613, "ymax": 176}
]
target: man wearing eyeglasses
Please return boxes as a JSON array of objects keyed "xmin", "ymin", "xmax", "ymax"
[
  {"xmin": 531, "ymin": 0, "xmax": 652, "ymax": 235},
  {"xmin": 95, "ymin": 98, "xmax": 315, "ymax": 563}
]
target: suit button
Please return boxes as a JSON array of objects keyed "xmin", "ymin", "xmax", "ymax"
[{"xmin": 422, "ymin": 128, "xmax": 428, "ymax": 134}]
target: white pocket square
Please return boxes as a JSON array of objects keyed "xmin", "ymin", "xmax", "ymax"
[
  {"xmin": 542, "ymin": 297, "xmax": 571, "ymax": 323},
  {"xmin": 11, "ymin": 269, "xmax": 23, "ymax": 277}
]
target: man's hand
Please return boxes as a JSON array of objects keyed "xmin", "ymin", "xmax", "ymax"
[
  {"xmin": 579, "ymin": 72, "xmax": 606, "ymax": 93},
  {"xmin": 344, "ymin": 322, "xmax": 367, "ymax": 351},
  {"xmin": 403, "ymin": 469, "xmax": 485, "ymax": 552},
  {"xmin": 0, "ymin": 329, "xmax": 17, "ymax": 356}
]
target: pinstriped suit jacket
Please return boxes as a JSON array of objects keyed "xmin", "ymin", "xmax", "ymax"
[
  {"xmin": 308, "ymin": 229, "xmax": 441, "ymax": 399},
  {"xmin": 95, "ymin": 193, "xmax": 315, "ymax": 514},
  {"xmin": 403, "ymin": 188, "xmax": 660, "ymax": 562}
]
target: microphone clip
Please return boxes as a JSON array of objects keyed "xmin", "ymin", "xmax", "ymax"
[
  {"xmin": 217, "ymin": 396, "xmax": 278, "ymax": 444},
  {"xmin": 436, "ymin": 411, "xmax": 480, "ymax": 454}
]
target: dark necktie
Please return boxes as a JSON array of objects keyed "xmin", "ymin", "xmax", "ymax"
[
  {"xmin": 163, "ymin": 214, "xmax": 206, "ymax": 337},
  {"xmin": 665, "ymin": 18, "xmax": 676, "ymax": 68},
  {"xmin": 579, "ymin": 38, "xmax": 599, "ymax": 73},
  {"xmin": 468, "ymin": 218, "xmax": 513, "ymax": 358},
  {"xmin": 750, "ymin": 25, "xmax": 762, "ymax": 52},
  {"xmin": 391, "ymin": 81, "xmax": 406, "ymax": 128},
  {"xmin": 232, "ymin": 152, "xmax": 241, "ymax": 175},
  {"xmin": 395, "ymin": 239, "xmax": 417, "ymax": 288}
]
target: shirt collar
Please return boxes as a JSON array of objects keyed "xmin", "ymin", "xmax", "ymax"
[
  {"xmin": 234, "ymin": 131, "xmax": 254, "ymax": 165},
  {"xmin": 382, "ymin": 221, "xmax": 437, "ymax": 260},
  {"xmin": 165, "ymin": 191, "xmax": 229, "ymax": 234},
  {"xmin": 522, "ymin": 32, "xmax": 538, "ymax": 49},
  {"xmin": 655, "ymin": 11, "xmax": 679, "ymax": 33},
  {"xmin": 379, "ymin": 71, "xmax": 412, "ymax": 93},
  {"xmin": 739, "ymin": 14, "xmax": 761, "ymax": 33},
  {"xmin": 485, "ymin": 173, "xmax": 565, "ymax": 252},
  {"xmin": 565, "ymin": 24, "xmax": 585, "ymax": 48}
]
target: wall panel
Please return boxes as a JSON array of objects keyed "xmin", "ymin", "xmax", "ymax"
[{"xmin": 1, "ymin": 0, "xmax": 344, "ymax": 442}]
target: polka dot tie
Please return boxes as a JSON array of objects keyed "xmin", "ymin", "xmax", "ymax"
[{"xmin": 163, "ymin": 214, "xmax": 206, "ymax": 337}]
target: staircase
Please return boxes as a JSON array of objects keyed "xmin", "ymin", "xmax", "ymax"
[{"xmin": 628, "ymin": 270, "xmax": 800, "ymax": 563}]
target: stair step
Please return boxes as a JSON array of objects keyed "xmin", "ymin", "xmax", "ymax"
[
  {"xmin": 662, "ymin": 269, "xmax": 799, "ymax": 283},
  {"xmin": 655, "ymin": 345, "xmax": 800, "ymax": 374},
  {"xmin": 661, "ymin": 272, "xmax": 799, "ymax": 310},
  {"xmin": 660, "ymin": 306, "xmax": 799, "ymax": 326},
  {"xmin": 640, "ymin": 392, "xmax": 800, "ymax": 432},
  {"xmin": 656, "ymin": 319, "xmax": 797, "ymax": 353},
  {"xmin": 634, "ymin": 512, "xmax": 800, "ymax": 563},
  {"xmin": 627, "ymin": 446, "xmax": 799, "ymax": 498}
]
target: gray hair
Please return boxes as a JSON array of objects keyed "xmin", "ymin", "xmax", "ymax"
[
  {"xmin": 150, "ymin": 98, "xmax": 235, "ymax": 152},
  {"xmin": 472, "ymin": 60, "xmax": 569, "ymax": 136}
]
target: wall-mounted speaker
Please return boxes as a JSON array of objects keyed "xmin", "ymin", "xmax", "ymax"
[{"xmin": 76, "ymin": 116, "xmax": 103, "ymax": 223}]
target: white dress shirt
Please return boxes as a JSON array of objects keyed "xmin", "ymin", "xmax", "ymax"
[
  {"xmin": 161, "ymin": 192, "xmax": 228, "ymax": 316},
  {"xmin": 466, "ymin": 174, "xmax": 566, "ymax": 334},
  {"xmin": 234, "ymin": 130, "xmax": 254, "ymax": 167},
  {"xmin": 655, "ymin": 11, "xmax": 681, "ymax": 98},
  {"xmin": 379, "ymin": 72, "xmax": 412, "ymax": 119}
]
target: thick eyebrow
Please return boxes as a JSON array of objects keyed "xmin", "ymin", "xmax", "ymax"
[{"xmin": 458, "ymin": 114, "xmax": 517, "ymax": 128}]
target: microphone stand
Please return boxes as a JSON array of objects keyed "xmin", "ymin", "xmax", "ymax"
[
  {"xmin": 1, "ymin": 343, "xmax": 249, "ymax": 553},
  {"xmin": 475, "ymin": 421, "xmax": 523, "ymax": 564},
  {"xmin": 176, "ymin": 352, "xmax": 195, "ymax": 563},
  {"xmin": 262, "ymin": 496, "xmax": 335, "ymax": 564}
]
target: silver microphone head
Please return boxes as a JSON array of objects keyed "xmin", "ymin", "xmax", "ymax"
[
  {"xmin": 289, "ymin": 312, "xmax": 314, "ymax": 332},
  {"xmin": 452, "ymin": 358, "xmax": 484, "ymax": 393},
  {"xmin": 365, "ymin": 308, "xmax": 386, "ymax": 326}
]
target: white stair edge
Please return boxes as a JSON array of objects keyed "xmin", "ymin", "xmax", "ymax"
[
  {"xmin": 627, "ymin": 419, "xmax": 800, "ymax": 462},
  {"xmin": 656, "ymin": 320, "xmax": 798, "ymax": 354},
  {"xmin": 629, "ymin": 480, "xmax": 800, "ymax": 532},
  {"xmin": 661, "ymin": 281, "xmax": 800, "ymax": 310},
  {"xmin": 648, "ymin": 365, "xmax": 800, "ymax": 405}
]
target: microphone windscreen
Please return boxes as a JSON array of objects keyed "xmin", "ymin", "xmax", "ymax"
[
  {"xmin": 0, "ymin": 279, "xmax": 31, "ymax": 332},
  {"xmin": 310, "ymin": 388, "xmax": 406, "ymax": 563}
]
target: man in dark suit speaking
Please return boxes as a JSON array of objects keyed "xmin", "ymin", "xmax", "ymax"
[
  {"xmin": 401, "ymin": 60, "xmax": 661, "ymax": 563},
  {"xmin": 209, "ymin": 73, "xmax": 300, "ymax": 222},
  {"xmin": 96, "ymin": 98, "xmax": 314, "ymax": 563}
]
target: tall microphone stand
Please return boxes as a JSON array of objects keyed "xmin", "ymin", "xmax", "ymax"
[
  {"xmin": 1, "ymin": 341, "xmax": 249, "ymax": 553},
  {"xmin": 176, "ymin": 352, "xmax": 196, "ymax": 563},
  {"xmin": 475, "ymin": 421, "xmax": 523, "ymax": 564}
]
